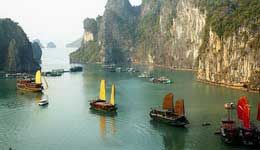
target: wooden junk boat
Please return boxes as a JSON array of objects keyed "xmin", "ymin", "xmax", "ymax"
[
  {"xmin": 17, "ymin": 70, "xmax": 43, "ymax": 92},
  {"xmin": 90, "ymin": 80, "xmax": 117, "ymax": 112},
  {"xmin": 220, "ymin": 96, "xmax": 260, "ymax": 146},
  {"xmin": 150, "ymin": 93, "xmax": 189, "ymax": 126}
]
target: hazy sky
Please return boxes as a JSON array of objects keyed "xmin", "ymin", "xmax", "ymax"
[{"xmin": 0, "ymin": 0, "xmax": 142, "ymax": 47}]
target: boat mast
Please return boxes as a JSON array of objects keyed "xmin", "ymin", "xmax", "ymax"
[{"xmin": 224, "ymin": 102, "xmax": 235, "ymax": 121}]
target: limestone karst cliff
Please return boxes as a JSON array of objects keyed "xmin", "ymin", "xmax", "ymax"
[
  {"xmin": 197, "ymin": 0, "xmax": 260, "ymax": 90},
  {"xmin": 70, "ymin": 0, "xmax": 259, "ymax": 90},
  {"xmin": 134, "ymin": 0, "xmax": 206, "ymax": 69},
  {"xmin": 70, "ymin": 0, "xmax": 139, "ymax": 64},
  {"xmin": 0, "ymin": 18, "xmax": 41, "ymax": 73},
  {"xmin": 70, "ymin": 0, "xmax": 206, "ymax": 68}
]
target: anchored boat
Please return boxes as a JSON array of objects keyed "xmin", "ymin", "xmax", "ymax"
[
  {"xmin": 103, "ymin": 64, "xmax": 116, "ymax": 72},
  {"xmin": 150, "ymin": 76, "xmax": 173, "ymax": 84},
  {"xmin": 138, "ymin": 72, "xmax": 153, "ymax": 78},
  {"xmin": 220, "ymin": 97, "xmax": 260, "ymax": 146},
  {"xmin": 38, "ymin": 98, "xmax": 49, "ymax": 106},
  {"xmin": 90, "ymin": 80, "xmax": 117, "ymax": 112},
  {"xmin": 150, "ymin": 93, "xmax": 189, "ymax": 126},
  {"xmin": 70, "ymin": 66, "xmax": 83, "ymax": 72},
  {"xmin": 16, "ymin": 70, "xmax": 43, "ymax": 92}
]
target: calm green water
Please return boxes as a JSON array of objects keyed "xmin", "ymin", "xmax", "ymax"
[{"xmin": 0, "ymin": 48, "xmax": 259, "ymax": 150}]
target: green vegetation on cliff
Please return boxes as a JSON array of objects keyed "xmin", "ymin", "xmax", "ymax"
[
  {"xmin": 203, "ymin": 0, "xmax": 259, "ymax": 37},
  {"xmin": 70, "ymin": 41, "xmax": 101, "ymax": 63},
  {"xmin": 199, "ymin": 0, "xmax": 260, "ymax": 53}
]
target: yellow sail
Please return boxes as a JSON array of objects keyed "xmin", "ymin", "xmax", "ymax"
[
  {"xmin": 35, "ymin": 70, "xmax": 42, "ymax": 84},
  {"xmin": 110, "ymin": 84, "xmax": 115, "ymax": 105},
  {"xmin": 99, "ymin": 80, "xmax": 106, "ymax": 101}
]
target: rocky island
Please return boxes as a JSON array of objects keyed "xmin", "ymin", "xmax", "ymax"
[
  {"xmin": 70, "ymin": 0, "xmax": 259, "ymax": 92},
  {"xmin": 33, "ymin": 39, "xmax": 45, "ymax": 48},
  {"xmin": 47, "ymin": 42, "xmax": 56, "ymax": 48},
  {"xmin": 0, "ymin": 18, "xmax": 41, "ymax": 73}
]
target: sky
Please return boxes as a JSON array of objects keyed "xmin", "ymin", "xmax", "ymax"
[{"xmin": 0, "ymin": 0, "xmax": 142, "ymax": 47}]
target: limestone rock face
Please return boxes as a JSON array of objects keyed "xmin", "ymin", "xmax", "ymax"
[
  {"xmin": 0, "ymin": 18, "xmax": 40, "ymax": 73},
  {"xmin": 33, "ymin": 39, "xmax": 45, "ymax": 48},
  {"xmin": 70, "ymin": 0, "xmax": 259, "ymax": 89},
  {"xmin": 198, "ymin": 28, "xmax": 260, "ymax": 89},
  {"xmin": 70, "ymin": 0, "xmax": 204, "ymax": 67},
  {"xmin": 70, "ymin": 0, "xmax": 139, "ymax": 64},
  {"xmin": 102, "ymin": 0, "xmax": 138, "ymax": 64},
  {"xmin": 197, "ymin": 0, "xmax": 260, "ymax": 90},
  {"xmin": 31, "ymin": 42, "xmax": 42, "ymax": 64},
  {"xmin": 134, "ymin": 0, "xmax": 206, "ymax": 69}
]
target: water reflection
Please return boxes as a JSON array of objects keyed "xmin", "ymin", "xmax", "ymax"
[
  {"xmin": 34, "ymin": 93, "xmax": 43, "ymax": 104},
  {"xmin": 0, "ymin": 80, "xmax": 16, "ymax": 98},
  {"xmin": 90, "ymin": 110, "xmax": 117, "ymax": 138},
  {"xmin": 100, "ymin": 116, "xmax": 106, "ymax": 137},
  {"xmin": 99, "ymin": 115, "xmax": 117, "ymax": 138},
  {"xmin": 150, "ymin": 120, "xmax": 188, "ymax": 150}
]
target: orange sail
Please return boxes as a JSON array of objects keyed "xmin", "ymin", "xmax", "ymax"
[
  {"xmin": 237, "ymin": 96, "xmax": 250, "ymax": 129},
  {"xmin": 175, "ymin": 99, "xmax": 185, "ymax": 116},
  {"xmin": 257, "ymin": 103, "xmax": 260, "ymax": 121},
  {"xmin": 163, "ymin": 93, "xmax": 174, "ymax": 110}
]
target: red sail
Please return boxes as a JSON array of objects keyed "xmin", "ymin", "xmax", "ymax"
[
  {"xmin": 244, "ymin": 103, "xmax": 250, "ymax": 129},
  {"xmin": 237, "ymin": 96, "xmax": 250, "ymax": 129},
  {"xmin": 237, "ymin": 97, "xmax": 246, "ymax": 120},
  {"xmin": 163, "ymin": 93, "xmax": 174, "ymax": 110},
  {"xmin": 257, "ymin": 103, "xmax": 260, "ymax": 121},
  {"xmin": 175, "ymin": 99, "xmax": 185, "ymax": 116}
]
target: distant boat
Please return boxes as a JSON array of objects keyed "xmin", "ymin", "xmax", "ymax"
[
  {"xmin": 220, "ymin": 97, "xmax": 260, "ymax": 146},
  {"xmin": 116, "ymin": 67, "xmax": 123, "ymax": 72},
  {"xmin": 17, "ymin": 70, "xmax": 43, "ymax": 92},
  {"xmin": 126, "ymin": 67, "xmax": 139, "ymax": 73},
  {"xmin": 42, "ymin": 69, "xmax": 64, "ymax": 77},
  {"xmin": 103, "ymin": 64, "xmax": 116, "ymax": 72},
  {"xmin": 138, "ymin": 72, "xmax": 153, "ymax": 78},
  {"xmin": 38, "ymin": 98, "xmax": 49, "ymax": 106},
  {"xmin": 70, "ymin": 66, "xmax": 83, "ymax": 72},
  {"xmin": 50, "ymin": 72, "xmax": 62, "ymax": 77},
  {"xmin": 150, "ymin": 93, "xmax": 189, "ymax": 126},
  {"xmin": 150, "ymin": 76, "xmax": 173, "ymax": 84},
  {"xmin": 90, "ymin": 80, "xmax": 117, "ymax": 112}
]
